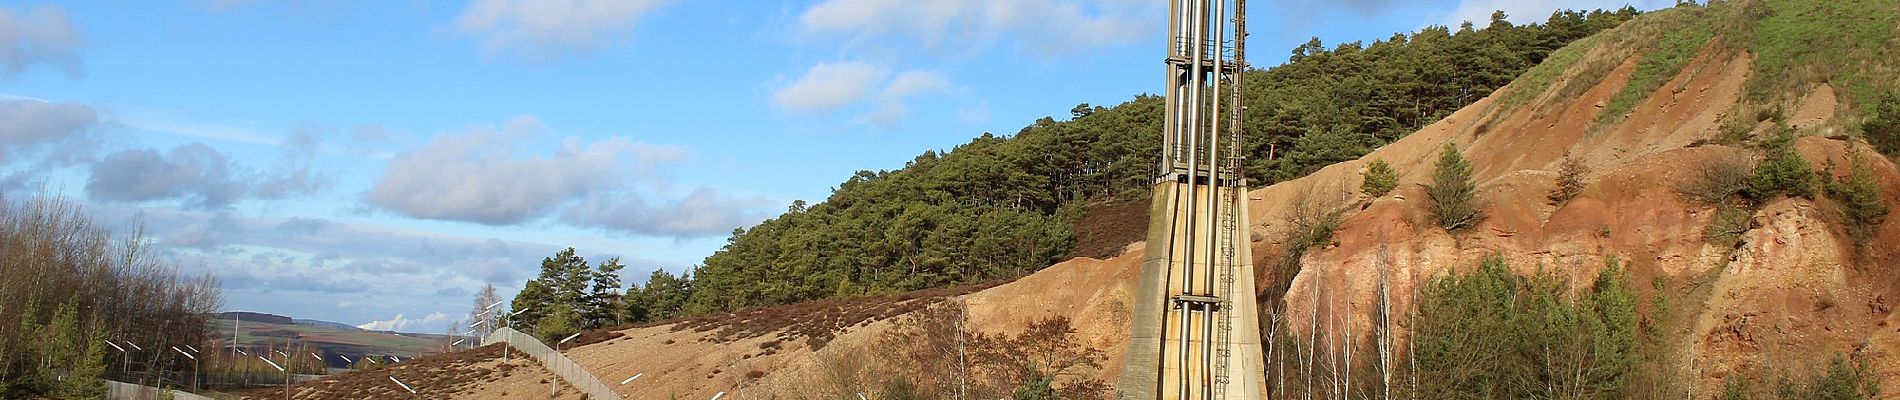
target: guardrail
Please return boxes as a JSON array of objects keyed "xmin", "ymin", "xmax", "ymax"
[{"xmin": 483, "ymin": 327, "xmax": 621, "ymax": 400}]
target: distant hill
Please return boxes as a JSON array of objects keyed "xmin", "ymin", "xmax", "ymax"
[
  {"xmin": 213, "ymin": 313, "xmax": 462, "ymax": 370},
  {"xmin": 291, "ymin": 318, "xmax": 363, "ymax": 332},
  {"xmin": 216, "ymin": 311, "xmax": 292, "ymax": 325}
]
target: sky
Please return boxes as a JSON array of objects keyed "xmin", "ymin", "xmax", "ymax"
[{"xmin": 0, "ymin": 0, "xmax": 1670, "ymax": 333}]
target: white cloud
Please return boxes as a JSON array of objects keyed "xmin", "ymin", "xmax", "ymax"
[
  {"xmin": 454, "ymin": 0, "xmax": 675, "ymax": 62},
  {"xmin": 1438, "ymin": 0, "xmax": 1672, "ymax": 28},
  {"xmin": 86, "ymin": 141, "xmax": 331, "ymax": 209},
  {"xmin": 366, "ymin": 115, "xmax": 764, "ymax": 238},
  {"xmin": 771, "ymin": 61, "xmax": 889, "ymax": 114},
  {"xmin": 796, "ymin": 0, "xmax": 1155, "ymax": 55},
  {"xmin": 367, "ymin": 116, "xmax": 647, "ymax": 224},
  {"xmin": 356, "ymin": 312, "xmax": 446, "ymax": 332},
  {"xmin": 0, "ymin": 5, "xmax": 84, "ymax": 79},
  {"xmin": 773, "ymin": 64, "xmax": 957, "ymax": 127},
  {"xmin": 881, "ymin": 70, "xmax": 951, "ymax": 98},
  {"xmin": 88, "ymin": 143, "xmax": 250, "ymax": 209},
  {"xmin": 563, "ymin": 187, "xmax": 773, "ymax": 238}
]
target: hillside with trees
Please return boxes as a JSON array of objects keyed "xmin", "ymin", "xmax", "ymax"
[
  {"xmin": 0, "ymin": 193, "xmax": 224, "ymax": 398},
  {"xmin": 673, "ymin": 7, "xmax": 1643, "ymax": 317},
  {"xmin": 326, "ymin": 1, "xmax": 1900, "ymax": 399}
]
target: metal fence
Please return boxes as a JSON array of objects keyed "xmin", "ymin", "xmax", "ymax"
[
  {"xmin": 106, "ymin": 380, "xmax": 214, "ymax": 400},
  {"xmin": 483, "ymin": 327, "xmax": 621, "ymax": 400}
]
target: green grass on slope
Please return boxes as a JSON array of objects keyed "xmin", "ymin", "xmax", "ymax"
[
  {"xmin": 1743, "ymin": 0, "xmax": 1900, "ymax": 117},
  {"xmin": 1495, "ymin": 33, "xmax": 1602, "ymax": 112},
  {"xmin": 1598, "ymin": 4, "xmax": 1729, "ymax": 126}
]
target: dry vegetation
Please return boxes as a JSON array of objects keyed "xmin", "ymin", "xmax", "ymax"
[{"xmin": 0, "ymin": 193, "xmax": 223, "ymax": 398}]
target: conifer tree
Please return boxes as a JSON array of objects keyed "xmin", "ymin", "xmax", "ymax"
[
  {"xmin": 509, "ymin": 280, "xmax": 553, "ymax": 334},
  {"xmin": 1362, "ymin": 159, "xmax": 1399, "ymax": 197},
  {"xmin": 56, "ymin": 324, "xmax": 107, "ymax": 399},
  {"xmin": 587, "ymin": 258, "xmax": 626, "ymax": 327},
  {"xmin": 1426, "ymin": 144, "xmax": 1483, "ymax": 231}
]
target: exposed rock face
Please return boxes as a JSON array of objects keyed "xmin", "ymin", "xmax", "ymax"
[{"xmin": 1249, "ymin": 40, "xmax": 1900, "ymax": 396}]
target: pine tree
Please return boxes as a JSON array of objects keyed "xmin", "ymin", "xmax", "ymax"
[
  {"xmin": 1362, "ymin": 159, "xmax": 1399, "ymax": 197},
  {"xmin": 1426, "ymin": 144, "xmax": 1483, "ymax": 231},
  {"xmin": 44, "ymin": 298, "xmax": 79, "ymax": 379},
  {"xmin": 509, "ymin": 280, "xmax": 553, "ymax": 334},
  {"xmin": 55, "ymin": 323, "xmax": 107, "ymax": 400},
  {"xmin": 10, "ymin": 292, "xmax": 44, "ymax": 393},
  {"xmin": 534, "ymin": 308, "xmax": 580, "ymax": 345},
  {"xmin": 587, "ymin": 258, "xmax": 626, "ymax": 328}
]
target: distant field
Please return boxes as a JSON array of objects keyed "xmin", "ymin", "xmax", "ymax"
[{"xmin": 210, "ymin": 319, "xmax": 466, "ymax": 368}]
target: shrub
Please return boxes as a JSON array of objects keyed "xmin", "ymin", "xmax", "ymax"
[
  {"xmin": 1550, "ymin": 153, "xmax": 1589, "ymax": 205},
  {"xmin": 1773, "ymin": 355, "xmax": 1883, "ymax": 400},
  {"xmin": 1413, "ymin": 255, "xmax": 1639, "ymax": 399},
  {"xmin": 1746, "ymin": 130, "xmax": 1821, "ymax": 201},
  {"xmin": 1721, "ymin": 376, "xmax": 1749, "ymax": 400},
  {"xmin": 1825, "ymin": 148, "xmax": 1891, "ymax": 250},
  {"xmin": 1679, "ymin": 153, "xmax": 1756, "ymax": 205},
  {"xmin": 1868, "ymin": 92, "xmax": 1900, "ymax": 159},
  {"xmin": 1362, "ymin": 159, "xmax": 1399, "ymax": 197},
  {"xmin": 1426, "ymin": 144, "xmax": 1483, "ymax": 232},
  {"xmin": 1705, "ymin": 205, "xmax": 1753, "ymax": 246}
]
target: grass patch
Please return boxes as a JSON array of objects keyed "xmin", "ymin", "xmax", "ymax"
[
  {"xmin": 1597, "ymin": 4, "xmax": 1728, "ymax": 126},
  {"xmin": 1496, "ymin": 34, "xmax": 1605, "ymax": 111},
  {"xmin": 1741, "ymin": 0, "xmax": 1900, "ymax": 112}
]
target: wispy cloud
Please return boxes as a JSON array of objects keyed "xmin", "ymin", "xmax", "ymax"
[
  {"xmin": 453, "ymin": 0, "xmax": 676, "ymax": 62},
  {"xmin": 796, "ymin": 0, "xmax": 1157, "ymax": 56}
]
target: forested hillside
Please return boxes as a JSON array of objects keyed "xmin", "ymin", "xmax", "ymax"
[{"xmin": 663, "ymin": 8, "xmax": 1644, "ymax": 317}]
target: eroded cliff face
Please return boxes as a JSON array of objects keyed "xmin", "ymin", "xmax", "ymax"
[{"xmin": 1250, "ymin": 40, "xmax": 1900, "ymax": 395}]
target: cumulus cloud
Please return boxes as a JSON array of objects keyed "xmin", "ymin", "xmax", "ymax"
[
  {"xmin": 0, "ymin": 5, "xmax": 84, "ymax": 79},
  {"xmin": 356, "ymin": 312, "xmax": 449, "ymax": 332},
  {"xmin": 563, "ymin": 187, "xmax": 774, "ymax": 238},
  {"xmin": 85, "ymin": 138, "xmax": 331, "ymax": 209},
  {"xmin": 88, "ymin": 143, "xmax": 250, "ymax": 209},
  {"xmin": 773, "ymin": 64, "xmax": 955, "ymax": 127},
  {"xmin": 772, "ymin": 61, "xmax": 889, "ymax": 114},
  {"xmin": 797, "ymin": 0, "xmax": 1155, "ymax": 55},
  {"xmin": 0, "ymin": 98, "xmax": 97, "ymax": 163},
  {"xmin": 367, "ymin": 116, "xmax": 659, "ymax": 225},
  {"xmin": 453, "ymin": 0, "xmax": 675, "ymax": 62}
]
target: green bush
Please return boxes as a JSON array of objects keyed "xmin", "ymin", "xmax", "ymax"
[
  {"xmin": 1412, "ymin": 255, "xmax": 1639, "ymax": 399},
  {"xmin": 1868, "ymin": 92, "xmax": 1900, "ymax": 159},
  {"xmin": 1362, "ymin": 159, "xmax": 1399, "ymax": 197},
  {"xmin": 1747, "ymin": 130, "xmax": 1822, "ymax": 201},
  {"xmin": 1826, "ymin": 148, "xmax": 1892, "ymax": 250},
  {"xmin": 1722, "ymin": 376, "xmax": 1750, "ymax": 400},
  {"xmin": 1772, "ymin": 355, "xmax": 1883, "ymax": 400},
  {"xmin": 1426, "ymin": 144, "xmax": 1484, "ymax": 232},
  {"xmin": 1706, "ymin": 205, "xmax": 1753, "ymax": 246}
]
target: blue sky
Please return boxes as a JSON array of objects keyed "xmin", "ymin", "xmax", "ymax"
[{"xmin": 0, "ymin": 0, "xmax": 1667, "ymax": 332}]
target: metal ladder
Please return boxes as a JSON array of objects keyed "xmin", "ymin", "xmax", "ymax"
[{"xmin": 1210, "ymin": 2, "xmax": 1247, "ymax": 395}]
